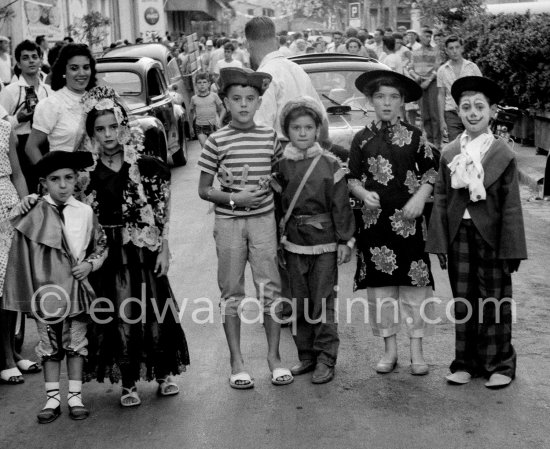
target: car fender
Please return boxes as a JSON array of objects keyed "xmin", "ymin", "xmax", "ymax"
[{"xmin": 130, "ymin": 115, "xmax": 169, "ymax": 161}]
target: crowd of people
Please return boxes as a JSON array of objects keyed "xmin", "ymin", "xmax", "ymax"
[{"xmin": 0, "ymin": 14, "xmax": 528, "ymax": 426}]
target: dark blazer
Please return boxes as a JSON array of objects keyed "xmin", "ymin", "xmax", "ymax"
[{"xmin": 426, "ymin": 137, "xmax": 527, "ymax": 260}]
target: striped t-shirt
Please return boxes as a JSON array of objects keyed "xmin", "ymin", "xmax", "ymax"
[{"xmin": 198, "ymin": 124, "xmax": 282, "ymax": 217}]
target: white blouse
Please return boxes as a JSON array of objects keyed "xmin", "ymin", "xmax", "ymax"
[{"xmin": 33, "ymin": 86, "xmax": 85, "ymax": 152}]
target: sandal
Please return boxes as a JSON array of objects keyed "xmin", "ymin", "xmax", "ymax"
[
  {"xmin": 120, "ymin": 386, "xmax": 141, "ymax": 407},
  {"xmin": 229, "ymin": 372, "xmax": 254, "ymax": 390},
  {"xmin": 16, "ymin": 359, "xmax": 41, "ymax": 374},
  {"xmin": 68, "ymin": 391, "xmax": 90, "ymax": 420},
  {"xmin": 157, "ymin": 377, "xmax": 180, "ymax": 396},
  {"xmin": 0, "ymin": 367, "xmax": 24, "ymax": 384},
  {"xmin": 37, "ymin": 390, "xmax": 61, "ymax": 424},
  {"xmin": 271, "ymin": 367, "xmax": 294, "ymax": 386}
]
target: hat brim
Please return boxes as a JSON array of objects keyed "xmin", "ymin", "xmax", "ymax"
[
  {"xmin": 35, "ymin": 151, "xmax": 94, "ymax": 178},
  {"xmin": 451, "ymin": 76, "xmax": 503, "ymax": 105},
  {"xmin": 219, "ymin": 67, "xmax": 272, "ymax": 95},
  {"xmin": 355, "ymin": 69, "xmax": 422, "ymax": 103}
]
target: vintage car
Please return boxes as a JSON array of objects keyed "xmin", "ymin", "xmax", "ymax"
[
  {"xmin": 289, "ymin": 53, "xmax": 389, "ymax": 153},
  {"xmin": 101, "ymin": 43, "xmax": 194, "ymax": 138},
  {"xmin": 95, "ymin": 56, "xmax": 188, "ymax": 166}
]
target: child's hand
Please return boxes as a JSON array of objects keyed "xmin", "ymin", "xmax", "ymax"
[
  {"xmin": 20, "ymin": 194, "xmax": 38, "ymax": 214},
  {"xmin": 403, "ymin": 194, "xmax": 426, "ymax": 219},
  {"xmin": 155, "ymin": 246, "xmax": 170, "ymax": 277},
  {"xmin": 235, "ymin": 186, "xmax": 268, "ymax": 209},
  {"xmin": 72, "ymin": 262, "xmax": 92, "ymax": 281},
  {"xmin": 362, "ymin": 190, "xmax": 380, "ymax": 209},
  {"xmin": 337, "ymin": 244, "xmax": 351, "ymax": 265}
]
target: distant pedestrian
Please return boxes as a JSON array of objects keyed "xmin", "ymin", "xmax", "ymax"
[
  {"xmin": 276, "ymin": 97, "xmax": 355, "ymax": 384},
  {"xmin": 408, "ymin": 28, "xmax": 442, "ymax": 148},
  {"xmin": 198, "ymin": 67, "xmax": 293, "ymax": 390},
  {"xmin": 213, "ymin": 42, "xmax": 243, "ymax": 74},
  {"xmin": 427, "ymin": 76, "xmax": 527, "ymax": 388},
  {"xmin": 437, "ymin": 35, "xmax": 482, "ymax": 142},
  {"xmin": 190, "ymin": 72, "xmax": 224, "ymax": 147}
]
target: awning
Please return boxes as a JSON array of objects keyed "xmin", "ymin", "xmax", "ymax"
[{"xmin": 165, "ymin": 0, "xmax": 226, "ymax": 21}]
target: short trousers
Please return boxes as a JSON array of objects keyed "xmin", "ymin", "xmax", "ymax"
[
  {"xmin": 366, "ymin": 286, "xmax": 434, "ymax": 338},
  {"xmin": 213, "ymin": 212, "xmax": 282, "ymax": 317},
  {"xmin": 35, "ymin": 315, "xmax": 89, "ymax": 361},
  {"xmin": 194, "ymin": 123, "xmax": 217, "ymax": 137}
]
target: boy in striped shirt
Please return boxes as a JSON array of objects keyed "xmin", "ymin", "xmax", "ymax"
[{"xmin": 198, "ymin": 67, "xmax": 294, "ymax": 389}]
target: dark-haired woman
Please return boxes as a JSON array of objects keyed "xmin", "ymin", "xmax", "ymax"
[
  {"xmin": 348, "ymin": 70, "xmax": 438, "ymax": 376},
  {"xmin": 25, "ymin": 43, "xmax": 96, "ymax": 163}
]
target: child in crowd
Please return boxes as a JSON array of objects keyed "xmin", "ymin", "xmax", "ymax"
[
  {"xmin": 348, "ymin": 70, "xmax": 438, "ymax": 376},
  {"xmin": 197, "ymin": 67, "xmax": 293, "ymax": 389},
  {"xmin": 427, "ymin": 76, "xmax": 527, "ymax": 388},
  {"xmin": 190, "ymin": 72, "xmax": 224, "ymax": 147},
  {"xmin": 2, "ymin": 151, "xmax": 107, "ymax": 423},
  {"xmin": 275, "ymin": 97, "xmax": 355, "ymax": 384}
]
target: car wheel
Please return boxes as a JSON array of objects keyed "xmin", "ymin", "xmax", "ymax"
[
  {"xmin": 172, "ymin": 122, "xmax": 188, "ymax": 167},
  {"xmin": 14, "ymin": 313, "xmax": 25, "ymax": 353}
]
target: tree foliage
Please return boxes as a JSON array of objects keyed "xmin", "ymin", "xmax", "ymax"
[
  {"xmin": 459, "ymin": 12, "xmax": 550, "ymax": 111},
  {"xmin": 416, "ymin": 0, "xmax": 484, "ymax": 31},
  {"xmin": 274, "ymin": 0, "xmax": 348, "ymax": 28},
  {"xmin": 67, "ymin": 11, "xmax": 111, "ymax": 48}
]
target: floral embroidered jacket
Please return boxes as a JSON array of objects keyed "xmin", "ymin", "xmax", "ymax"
[{"xmin": 348, "ymin": 120, "xmax": 438, "ymax": 289}]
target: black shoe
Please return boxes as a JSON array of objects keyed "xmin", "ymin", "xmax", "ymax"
[
  {"xmin": 37, "ymin": 405, "xmax": 61, "ymax": 424},
  {"xmin": 69, "ymin": 404, "xmax": 90, "ymax": 420},
  {"xmin": 290, "ymin": 360, "xmax": 316, "ymax": 376},
  {"xmin": 311, "ymin": 362, "xmax": 335, "ymax": 384},
  {"xmin": 37, "ymin": 389, "xmax": 61, "ymax": 424}
]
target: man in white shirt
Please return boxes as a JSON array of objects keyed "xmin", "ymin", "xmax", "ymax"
[
  {"xmin": 213, "ymin": 42, "xmax": 243, "ymax": 74},
  {"xmin": 437, "ymin": 35, "xmax": 482, "ymax": 141},
  {"xmin": 245, "ymin": 16, "xmax": 329, "ymax": 146},
  {"xmin": 406, "ymin": 30, "xmax": 422, "ymax": 51},
  {"xmin": 0, "ymin": 40, "xmax": 52, "ymax": 190},
  {"xmin": 278, "ymin": 36, "xmax": 292, "ymax": 57}
]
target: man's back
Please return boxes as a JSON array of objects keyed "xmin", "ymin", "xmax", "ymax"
[{"xmin": 254, "ymin": 51, "xmax": 328, "ymax": 142}]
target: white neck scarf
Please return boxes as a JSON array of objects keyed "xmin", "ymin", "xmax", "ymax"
[
  {"xmin": 283, "ymin": 142, "xmax": 323, "ymax": 161},
  {"xmin": 448, "ymin": 132, "xmax": 494, "ymax": 202}
]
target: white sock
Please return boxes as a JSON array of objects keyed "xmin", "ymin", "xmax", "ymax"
[
  {"xmin": 44, "ymin": 382, "xmax": 60, "ymax": 410},
  {"xmin": 68, "ymin": 380, "xmax": 84, "ymax": 407}
]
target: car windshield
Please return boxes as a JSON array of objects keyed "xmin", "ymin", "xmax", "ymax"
[
  {"xmin": 307, "ymin": 70, "xmax": 370, "ymax": 111},
  {"xmin": 96, "ymin": 71, "xmax": 141, "ymax": 95}
]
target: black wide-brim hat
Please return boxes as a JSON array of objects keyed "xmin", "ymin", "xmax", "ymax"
[
  {"xmin": 35, "ymin": 151, "xmax": 94, "ymax": 178},
  {"xmin": 451, "ymin": 76, "xmax": 503, "ymax": 105},
  {"xmin": 355, "ymin": 69, "xmax": 423, "ymax": 103},
  {"xmin": 219, "ymin": 67, "xmax": 272, "ymax": 95}
]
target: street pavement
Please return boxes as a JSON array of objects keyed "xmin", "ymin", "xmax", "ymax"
[{"xmin": 1, "ymin": 139, "xmax": 550, "ymax": 449}]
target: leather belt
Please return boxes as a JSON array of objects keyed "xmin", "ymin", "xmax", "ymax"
[{"xmin": 292, "ymin": 213, "xmax": 332, "ymax": 229}]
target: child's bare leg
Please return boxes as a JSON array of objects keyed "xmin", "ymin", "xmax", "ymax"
[
  {"xmin": 263, "ymin": 313, "xmax": 282, "ymax": 371},
  {"xmin": 66, "ymin": 355, "xmax": 88, "ymax": 418},
  {"xmin": 223, "ymin": 314, "xmax": 245, "ymax": 374},
  {"xmin": 41, "ymin": 359, "xmax": 61, "ymax": 410},
  {"xmin": 198, "ymin": 133, "xmax": 207, "ymax": 147},
  {"xmin": 410, "ymin": 337, "xmax": 426, "ymax": 365},
  {"xmin": 381, "ymin": 334, "xmax": 398, "ymax": 363}
]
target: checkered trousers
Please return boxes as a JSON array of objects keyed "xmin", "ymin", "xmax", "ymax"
[{"xmin": 447, "ymin": 219, "xmax": 516, "ymax": 378}]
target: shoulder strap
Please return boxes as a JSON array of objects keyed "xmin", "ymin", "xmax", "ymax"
[{"xmin": 280, "ymin": 153, "xmax": 322, "ymax": 235}]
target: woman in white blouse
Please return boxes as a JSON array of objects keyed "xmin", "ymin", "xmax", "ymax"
[{"xmin": 25, "ymin": 43, "xmax": 96, "ymax": 164}]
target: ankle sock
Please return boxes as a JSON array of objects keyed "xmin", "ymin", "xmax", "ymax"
[
  {"xmin": 68, "ymin": 380, "xmax": 84, "ymax": 407},
  {"xmin": 44, "ymin": 382, "xmax": 60, "ymax": 410}
]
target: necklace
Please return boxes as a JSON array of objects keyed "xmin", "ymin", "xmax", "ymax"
[{"xmin": 103, "ymin": 149, "xmax": 123, "ymax": 166}]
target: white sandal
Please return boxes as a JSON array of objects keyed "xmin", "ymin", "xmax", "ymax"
[{"xmin": 120, "ymin": 386, "xmax": 141, "ymax": 407}]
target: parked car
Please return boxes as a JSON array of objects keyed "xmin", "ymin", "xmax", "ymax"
[
  {"xmin": 102, "ymin": 43, "xmax": 194, "ymax": 138},
  {"xmin": 96, "ymin": 56, "xmax": 188, "ymax": 166},
  {"xmin": 289, "ymin": 53, "xmax": 389, "ymax": 153}
]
